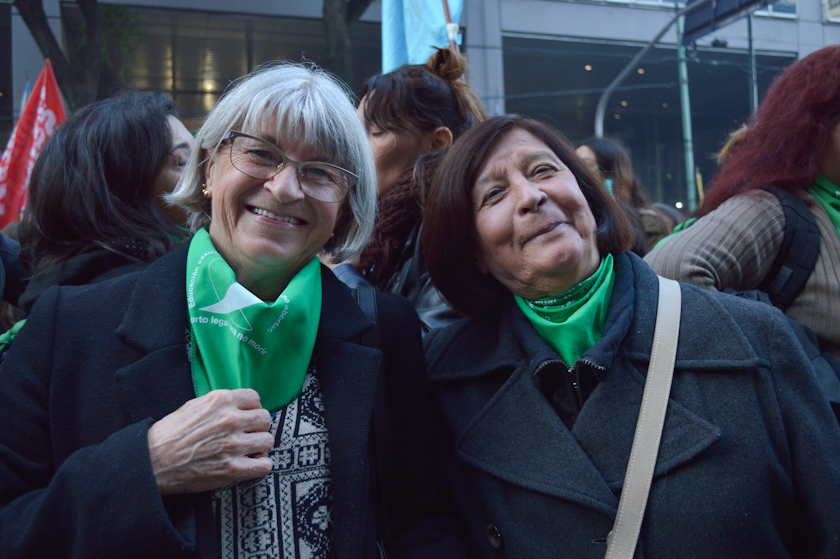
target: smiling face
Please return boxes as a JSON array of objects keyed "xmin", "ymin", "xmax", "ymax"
[
  {"xmin": 357, "ymin": 96, "xmax": 432, "ymax": 195},
  {"xmin": 153, "ymin": 115, "xmax": 194, "ymax": 224},
  {"xmin": 472, "ymin": 128, "xmax": 600, "ymax": 300},
  {"xmin": 204, "ymin": 127, "xmax": 342, "ymax": 300}
]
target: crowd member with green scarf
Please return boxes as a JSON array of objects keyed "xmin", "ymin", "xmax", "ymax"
[
  {"xmin": 0, "ymin": 63, "xmax": 466, "ymax": 559},
  {"xmin": 420, "ymin": 115, "xmax": 840, "ymax": 557}
]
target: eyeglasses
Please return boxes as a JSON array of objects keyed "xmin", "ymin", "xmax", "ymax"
[{"xmin": 222, "ymin": 131, "xmax": 357, "ymax": 203}]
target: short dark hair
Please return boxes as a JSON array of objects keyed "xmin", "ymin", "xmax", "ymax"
[
  {"xmin": 423, "ymin": 115, "xmax": 635, "ymax": 319},
  {"xmin": 20, "ymin": 89, "xmax": 183, "ymax": 276}
]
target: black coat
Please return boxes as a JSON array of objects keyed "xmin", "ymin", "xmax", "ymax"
[
  {"xmin": 333, "ymin": 224, "xmax": 460, "ymax": 335},
  {"xmin": 0, "ymin": 241, "xmax": 464, "ymax": 558},
  {"xmin": 425, "ymin": 252, "xmax": 840, "ymax": 558},
  {"xmin": 17, "ymin": 239, "xmax": 149, "ymax": 312}
]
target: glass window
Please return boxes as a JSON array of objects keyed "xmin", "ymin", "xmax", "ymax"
[
  {"xmin": 502, "ymin": 35, "xmax": 796, "ymax": 208},
  {"xmin": 825, "ymin": 0, "xmax": 840, "ymax": 21},
  {"xmin": 756, "ymin": 0, "xmax": 797, "ymax": 17}
]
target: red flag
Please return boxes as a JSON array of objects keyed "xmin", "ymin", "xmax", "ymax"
[{"xmin": 0, "ymin": 59, "xmax": 66, "ymax": 228}]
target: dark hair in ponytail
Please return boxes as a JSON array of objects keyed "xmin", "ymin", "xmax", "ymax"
[{"xmin": 358, "ymin": 48, "xmax": 487, "ymax": 140}]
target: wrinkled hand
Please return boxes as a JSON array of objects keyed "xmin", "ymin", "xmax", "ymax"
[{"xmin": 147, "ymin": 389, "xmax": 274, "ymax": 496}]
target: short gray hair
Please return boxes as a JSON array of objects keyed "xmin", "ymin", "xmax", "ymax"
[{"xmin": 168, "ymin": 62, "xmax": 376, "ymax": 262}]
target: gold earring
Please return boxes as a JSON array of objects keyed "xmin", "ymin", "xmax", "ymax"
[{"xmin": 202, "ymin": 184, "xmax": 212, "ymax": 199}]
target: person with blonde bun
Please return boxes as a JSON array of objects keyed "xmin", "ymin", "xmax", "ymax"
[{"xmin": 329, "ymin": 48, "xmax": 486, "ymax": 333}]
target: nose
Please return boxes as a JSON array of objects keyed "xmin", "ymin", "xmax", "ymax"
[
  {"xmin": 265, "ymin": 163, "xmax": 306, "ymax": 203},
  {"xmin": 513, "ymin": 178, "xmax": 547, "ymax": 214}
]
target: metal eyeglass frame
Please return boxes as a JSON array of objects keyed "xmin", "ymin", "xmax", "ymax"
[{"xmin": 222, "ymin": 130, "xmax": 358, "ymax": 203}]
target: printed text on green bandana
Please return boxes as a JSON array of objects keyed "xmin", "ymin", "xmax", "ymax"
[{"xmin": 186, "ymin": 228, "xmax": 322, "ymax": 411}]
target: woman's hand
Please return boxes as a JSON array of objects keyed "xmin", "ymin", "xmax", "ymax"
[{"xmin": 147, "ymin": 389, "xmax": 274, "ymax": 496}]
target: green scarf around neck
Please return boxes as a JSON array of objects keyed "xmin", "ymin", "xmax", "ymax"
[
  {"xmin": 186, "ymin": 228, "xmax": 322, "ymax": 411},
  {"xmin": 809, "ymin": 175, "xmax": 840, "ymax": 237},
  {"xmin": 516, "ymin": 254, "xmax": 615, "ymax": 367}
]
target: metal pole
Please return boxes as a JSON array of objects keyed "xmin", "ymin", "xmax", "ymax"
[
  {"xmin": 594, "ymin": 0, "xmax": 714, "ymax": 138},
  {"xmin": 676, "ymin": 7, "xmax": 697, "ymax": 211},
  {"xmin": 748, "ymin": 14, "xmax": 758, "ymax": 113}
]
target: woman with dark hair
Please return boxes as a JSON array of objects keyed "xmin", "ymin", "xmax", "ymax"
[
  {"xmin": 646, "ymin": 46, "xmax": 840, "ymax": 360},
  {"xmin": 329, "ymin": 48, "xmax": 486, "ymax": 333},
  {"xmin": 576, "ymin": 137, "xmax": 672, "ymax": 253},
  {"xmin": 422, "ymin": 115, "xmax": 840, "ymax": 557},
  {"xmin": 17, "ymin": 89, "xmax": 193, "ymax": 312}
]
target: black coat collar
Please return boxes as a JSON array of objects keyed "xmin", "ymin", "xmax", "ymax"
[{"xmin": 114, "ymin": 240, "xmax": 381, "ymax": 558}]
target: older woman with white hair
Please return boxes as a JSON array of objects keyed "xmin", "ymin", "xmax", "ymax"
[{"xmin": 0, "ymin": 63, "xmax": 463, "ymax": 558}]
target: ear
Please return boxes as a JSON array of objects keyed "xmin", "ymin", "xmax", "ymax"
[
  {"xmin": 430, "ymin": 126, "xmax": 454, "ymax": 150},
  {"xmin": 204, "ymin": 149, "xmax": 217, "ymax": 190}
]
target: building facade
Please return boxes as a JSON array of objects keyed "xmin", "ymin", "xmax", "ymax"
[{"xmin": 5, "ymin": 0, "xmax": 840, "ymax": 207}]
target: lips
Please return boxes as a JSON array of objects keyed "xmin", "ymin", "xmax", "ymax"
[
  {"xmin": 247, "ymin": 205, "xmax": 305, "ymax": 225},
  {"xmin": 523, "ymin": 220, "xmax": 566, "ymax": 246}
]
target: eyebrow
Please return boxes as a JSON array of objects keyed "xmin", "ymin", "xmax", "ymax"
[{"xmin": 171, "ymin": 142, "xmax": 191, "ymax": 153}]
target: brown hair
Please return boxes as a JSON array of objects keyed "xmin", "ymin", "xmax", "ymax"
[
  {"xmin": 576, "ymin": 137, "xmax": 651, "ymax": 210},
  {"xmin": 423, "ymin": 115, "xmax": 635, "ymax": 319},
  {"xmin": 358, "ymin": 48, "xmax": 486, "ymax": 140},
  {"xmin": 358, "ymin": 49, "xmax": 487, "ymax": 284}
]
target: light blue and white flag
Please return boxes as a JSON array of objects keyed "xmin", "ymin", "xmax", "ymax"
[{"xmin": 382, "ymin": 0, "xmax": 463, "ymax": 74}]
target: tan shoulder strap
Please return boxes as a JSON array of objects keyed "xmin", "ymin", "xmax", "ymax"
[{"xmin": 605, "ymin": 275, "xmax": 681, "ymax": 559}]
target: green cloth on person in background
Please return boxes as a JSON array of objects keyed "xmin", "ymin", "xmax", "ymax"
[
  {"xmin": 651, "ymin": 217, "xmax": 697, "ymax": 251},
  {"xmin": 810, "ymin": 175, "xmax": 840, "ymax": 237},
  {"xmin": 186, "ymin": 228, "xmax": 322, "ymax": 411},
  {"xmin": 0, "ymin": 319, "xmax": 26, "ymax": 356},
  {"xmin": 516, "ymin": 254, "xmax": 615, "ymax": 367},
  {"xmin": 167, "ymin": 225, "xmax": 192, "ymax": 243}
]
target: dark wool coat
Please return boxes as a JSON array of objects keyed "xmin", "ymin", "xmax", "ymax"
[
  {"xmin": 425, "ymin": 252, "xmax": 840, "ymax": 559},
  {"xmin": 0, "ymin": 241, "xmax": 464, "ymax": 559}
]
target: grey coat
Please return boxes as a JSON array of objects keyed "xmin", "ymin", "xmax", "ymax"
[{"xmin": 425, "ymin": 252, "xmax": 840, "ymax": 558}]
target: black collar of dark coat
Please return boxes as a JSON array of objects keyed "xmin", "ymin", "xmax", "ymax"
[
  {"xmin": 117, "ymin": 239, "xmax": 374, "ymax": 355},
  {"xmin": 426, "ymin": 251, "xmax": 761, "ymax": 382}
]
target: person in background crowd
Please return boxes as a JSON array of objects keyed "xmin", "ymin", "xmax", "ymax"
[
  {"xmin": 328, "ymin": 47, "xmax": 486, "ymax": 333},
  {"xmin": 645, "ymin": 45, "xmax": 840, "ymax": 361},
  {"xmin": 576, "ymin": 137, "xmax": 672, "ymax": 253},
  {"xmin": 16, "ymin": 90, "xmax": 193, "ymax": 313},
  {"xmin": 422, "ymin": 115, "xmax": 840, "ymax": 558},
  {"xmin": 716, "ymin": 123, "xmax": 749, "ymax": 166},
  {"xmin": 0, "ymin": 232, "xmax": 26, "ymax": 315},
  {"xmin": 0, "ymin": 62, "xmax": 464, "ymax": 559}
]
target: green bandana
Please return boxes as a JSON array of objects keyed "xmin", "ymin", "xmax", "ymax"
[
  {"xmin": 0, "ymin": 319, "xmax": 25, "ymax": 356},
  {"xmin": 516, "ymin": 254, "xmax": 615, "ymax": 367},
  {"xmin": 809, "ymin": 175, "xmax": 840, "ymax": 237},
  {"xmin": 186, "ymin": 228, "xmax": 322, "ymax": 411}
]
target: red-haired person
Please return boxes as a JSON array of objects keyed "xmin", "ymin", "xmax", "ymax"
[{"xmin": 646, "ymin": 45, "xmax": 840, "ymax": 362}]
